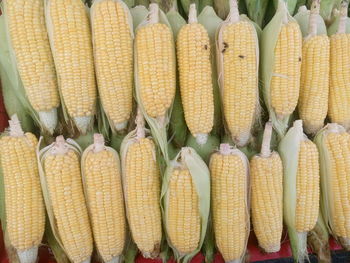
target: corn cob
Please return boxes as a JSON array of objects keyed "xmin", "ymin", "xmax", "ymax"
[
  {"xmin": 162, "ymin": 147, "xmax": 210, "ymax": 261},
  {"xmin": 135, "ymin": 3, "xmax": 176, "ymax": 121},
  {"xmin": 39, "ymin": 136, "xmax": 93, "ymax": 263},
  {"xmin": 0, "ymin": 115, "xmax": 45, "ymax": 263},
  {"xmin": 91, "ymin": 0, "xmax": 133, "ymax": 132},
  {"xmin": 261, "ymin": 0, "xmax": 302, "ymax": 136},
  {"xmin": 177, "ymin": 4, "xmax": 214, "ymax": 145},
  {"xmin": 251, "ymin": 122, "xmax": 283, "ymax": 253},
  {"xmin": 328, "ymin": 2, "xmax": 350, "ymax": 130},
  {"xmin": 2, "ymin": 0, "xmax": 59, "ymax": 134},
  {"xmin": 315, "ymin": 123, "xmax": 350, "ymax": 249},
  {"xmin": 45, "ymin": 0, "xmax": 96, "ymax": 134},
  {"xmin": 81, "ymin": 134, "xmax": 126, "ymax": 263},
  {"xmin": 296, "ymin": 0, "xmax": 329, "ymax": 134},
  {"xmin": 120, "ymin": 112, "xmax": 162, "ymax": 258},
  {"xmin": 210, "ymin": 144, "xmax": 249, "ymax": 262},
  {"xmin": 216, "ymin": 0, "xmax": 259, "ymax": 147},
  {"xmin": 279, "ymin": 120, "xmax": 320, "ymax": 262}
]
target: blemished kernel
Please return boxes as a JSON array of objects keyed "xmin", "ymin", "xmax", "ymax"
[
  {"xmin": 136, "ymin": 23, "xmax": 176, "ymax": 118},
  {"xmin": 325, "ymin": 132, "xmax": 350, "ymax": 238},
  {"xmin": 210, "ymin": 152, "xmax": 248, "ymax": 261},
  {"xmin": 83, "ymin": 149, "xmax": 126, "ymax": 262},
  {"xmin": 0, "ymin": 133, "xmax": 45, "ymax": 250},
  {"xmin": 6, "ymin": 0, "xmax": 59, "ymax": 111},
  {"xmin": 92, "ymin": 0, "xmax": 133, "ymax": 128},
  {"xmin": 220, "ymin": 21, "xmax": 258, "ymax": 145},
  {"xmin": 295, "ymin": 140, "xmax": 320, "ymax": 232},
  {"xmin": 167, "ymin": 168, "xmax": 200, "ymax": 254},
  {"xmin": 251, "ymin": 152, "xmax": 283, "ymax": 253},
  {"xmin": 48, "ymin": 0, "xmax": 96, "ymax": 117},
  {"xmin": 177, "ymin": 22, "xmax": 214, "ymax": 136},
  {"xmin": 124, "ymin": 138, "xmax": 162, "ymax": 257},
  {"xmin": 328, "ymin": 34, "xmax": 350, "ymax": 129},
  {"xmin": 298, "ymin": 35, "xmax": 329, "ymax": 134},
  {"xmin": 44, "ymin": 149, "xmax": 93, "ymax": 263},
  {"xmin": 271, "ymin": 22, "xmax": 302, "ymax": 118}
]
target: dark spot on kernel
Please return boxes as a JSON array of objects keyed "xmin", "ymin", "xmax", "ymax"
[
  {"xmin": 222, "ymin": 48, "xmax": 226, "ymax": 53},
  {"xmin": 298, "ymin": 57, "xmax": 301, "ymax": 62},
  {"xmin": 239, "ymin": 55, "xmax": 245, "ymax": 59},
  {"xmin": 204, "ymin": 45, "xmax": 208, "ymax": 50},
  {"xmin": 223, "ymin": 42, "xmax": 229, "ymax": 48}
]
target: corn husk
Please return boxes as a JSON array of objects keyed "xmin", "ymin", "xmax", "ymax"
[
  {"xmin": 261, "ymin": 0, "xmax": 299, "ymax": 137},
  {"xmin": 0, "ymin": 3, "xmax": 51, "ymax": 135},
  {"xmin": 135, "ymin": 0, "xmax": 149, "ymax": 7},
  {"xmin": 216, "ymin": 0, "xmax": 260, "ymax": 147},
  {"xmin": 152, "ymin": 0, "xmax": 177, "ymax": 12},
  {"xmin": 167, "ymin": 9, "xmax": 188, "ymax": 148},
  {"xmin": 186, "ymin": 134, "xmax": 220, "ymax": 164},
  {"xmin": 197, "ymin": 5, "xmax": 223, "ymax": 137},
  {"xmin": 319, "ymin": 0, "xmax": 342, "ymax": 24},
  {"xmin": 273, "ymin": 0, "xmax": 298, "ymax": 15},
  {"xmin": 45, "ymin": 0, "xmax": 96, "ymax": 135},
  {"xmin": 123, "ymin": 0, "xmax": 134, "ymax": 8},
  {"xmin": 294, "ymin": 5, "xmax": 327, "ymax": 37},
  {"xmin": 314, "ymin": 123, "xmax": 350, "ymax": 249},
  {"xmin": 278, "ymin": 120, "xmax": 317, "ymax": 262},
  {"xmin": 199, "ymin": 0, "xmax": 214, "ymax": 12},
  {"xmin": 244, "ymin": 0, "xmax": 269, "ymax": 27},
  {"xmin": 90, "ymin": 0, "xmax": 134, "ymax": 135},
  {"xmin": 180, "ymin": 0, "xmax": 200, "ymax": 15},
  {"xmin": 134, "ymin": 3, "xmax": 175, "ymax": 163},
  {"xmin": 161, "ymin": 147, "xmax": 210, "ymax": 263},
  {"xmin": 213, "ymin": 0, "xmax": 230, "ymax": 19},
  {"xmin": 327, "ymin": 1, "xmax": 350, "ymax": 36},
  {"xmin": 37, "ymin": 136, "xmax": 92, "ymax": 263}
]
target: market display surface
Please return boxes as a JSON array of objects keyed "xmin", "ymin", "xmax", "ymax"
[{"xmin": 0, "ymin": 0, "xmax": 349, "ymax": 262}]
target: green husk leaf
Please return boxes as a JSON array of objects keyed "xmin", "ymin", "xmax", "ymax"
[
  {"xmin": 130, "ymin": 5, "xmax": 149, "ymax": 30},
  {"xmin": 74, "ymin": 126, "xmax": 98, "ymax": 151},
  {"xmin": 152, "ymin": 0, "xmax": 177, "ymax": 12},
  {"xmin": 123, "ymin": 238, "xmax": 139, "ymax": 263},
  {"xmin": 319, "ymin": 0, "xmax": 344, "ymax": 23},
  {"xmin": 134, "ymin": 5, "xmax": 175, "ymax": 164},
  {"xmin": 273, "ymin": 0, "xmax": 298, "ymax": 15},
  {"xmin": 186, "ymin": 134, "xmax": 220, "ymax": 164},
  {"xmin": 314, "ymin": 123, "xmax": 350, "ymax": 249},
  {"xmin": 0, "ymin": 4, "xmax": 44, "ymax": 134},
  {"xmin": 124, "ymin": 0, "xmax": 135, "ymax": 8},
  {"xmin": 278, "ymin": 120, "xmax": 309, "ymax": 262},
  {"xmin": 135, "ymin": 0, "xmax": 150, "ymax": 7},
  {"xmin": 261, "ymin": 0, "xmax": 296, "ymax": 138},
  {"xmin": 166, "ymin": 10, "xmax": 188, "ymax": 148},
  {"xmin": 37, "ymin": 137, "xmax": 83, "ymax": 262},
  {"xmin": 295, "ymin": 0, "xmax": 307, "ymax": 11},
  {"xmin": 199, "ymin": 0, "xmax": 214, "ymax": 12},
  {"xmin": 110, "ymin": 132, "xmax": 126, "ymax": 152},
  {"xmin": 202, "ymin": 214, "xmax": 215, "ymax": 263},
  {"xmin": 213, "ymin": 0, "xmax": 229, "ymax": 19},
  {"xmin": 327, "ymin": 4, "xmax": 350, "ymax": 36},
  {"xmin": 168, "ymin": 142, "xmax": 181, "ymax": 160},
  {"xmin": 307, "ymin": 213, "xmax": 331, "ymax": 263},
  {"xmin": 244, "ymin": 0, "xmax": 269, "ymax": 27},
  {"xmin": 198, "ymin": 6, "xmax": 223, "ymax": 136},
  {"xmin": 161, "ymin": 147, "xmax": 210, "ymax": 263},
  {"xmin": 91, "ymin": 0, "xmax": 134, "ymax": 136},
  {"xmin": 294, "ymin": 5, "xmax": 327, "ymax": 37}
]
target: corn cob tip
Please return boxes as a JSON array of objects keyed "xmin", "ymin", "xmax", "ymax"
[
  {"xmin": 136, "ymin": 109, "xmax": 146, "ymax": 139},
  {"xmin": 81, "ymin": 258, "xmax": 91, "ymax": 263},
  {"xmin": 8, "ymin": 114, "xmax": 24, "ymax": 137},
  {"xmin": 219, "ymin": 143, "xmax": 232, "ymax": 155},
  {"xmin": 188, "ymin": 4, "xmax": 198, "ymax": 24},
  {"xmin": 232, "ymin": 132, "xmax": 251, "ymax": 148},
  {"xmin": 339, "ymin": 237, "xmax": 350, "ymax": 250},
  {"xmin": 225, "ymin": 260, "xmax": 242, "ymax": 263},
  {"xmin": 261, "ymin": 122, "xmax": 273, "ymax": 158},
  {"xmin": 338, "ymin": 1, "xmax": 349, "ymax": 34},
  {"xmin": 93, "ymin": 133, "xmax": 105, "ymax": 153},
  {"xmin": 327, "ymin": 123, "xmax": 346, "ymax": 133},
  {"xmin": 149, "ymin": 3, "xmax": 159, "ymax": 24},
  {"xmin": 74, "ymin": 116, "xmax": 92, "ymax": 134},
  {"xmin": 52, "ymin": 136, "xmax": 68, "ymax": 155},
  {"xmin": 227, "ymin": 0, "xmax": 239, "ymax": 23},
  {"xmin": 195, "ymin": 133, "xmax": 208, "ymax": 145},
  {"xmin": 115, "ymin": 121, "xmax": 128, "ymax": 131},
  {"xmin": 38, "ymin": 109, "xmax": 58, "ymax": 134},
  {"xmin": 264, "ymin": 244, "xmax": 281, "ymax": 253},
  {"xmin": 308, "ymin": 0, "xmax": 321, "ymax": 36},
  {"xmin": 298, "ymin": 6, "xmax": 307, "ymax": 13},
  {"xmin": 17, "ymin": 247, "xmax": 39, "ymax": 263}
]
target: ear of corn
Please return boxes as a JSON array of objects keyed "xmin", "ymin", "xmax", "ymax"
[
  {"xmin": 251, "ymin": 122, "xmax": 283, "ymax": 253},
  {"xmin": 261, "ymin": 0, "xmax": 302, "ymax": 137},
  {"xmin": 278, "ymin": 120, "xmax": 320, "ymax": 262},
  {"xmin": 120, "ymin": 112, "xmax": 162, "ymax": 258},
  {"xmin": 294, "ymin": 1, "xmax": 329, "ymax": 134},
  {"xmin": 1, "ymin": 0, "xmax": 59, "ymax": 134},
  {"xmin": 45, "ymin": 0, "xmax": 97, "ymax": 134},
  {"xmin": 81, "ymin": 134, "xmax": 126, "ymax": 262},
  {"xmin": 0, "ymin": 115, "xmax": 45, "ymax": 263},
  {"xmin": 314, "ymin": 123, "xmax": 350, "ymax": 249},
  {"xmin": 134, "ymin": 3, "xmax": 176, "ymax": 163},
  {"xmin": 328, "ymin": 3, "xmax": 350, "ymax": 130},
  {"xmin": 197, "ymin": 5, "xmax": 223, "ymax": 137},
  {"xmin": 161, "ymin": 147, "xmax": 210, "ymax": 263},
  {"xmin": 91, "ymin": 0, "xmax": 134, "ymax": 133},
  {"xmin": 210, "ymin": 143, "xmax": 250, "ymax": 262},
  {"xmin": 216, "ymin": 0, "xmax": 259, "ymax": 147},
  {"xmin": 38, "ymin": 136, "xmax": 93, "ymax": 263},
  {"xmin": 177, "ymin": 4, "xmax": 214, "ymax": 145}
]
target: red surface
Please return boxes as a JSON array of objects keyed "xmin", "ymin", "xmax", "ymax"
[{"xmin": 0, "ymin": 83, "xmax": 344, "ymax": 263}]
